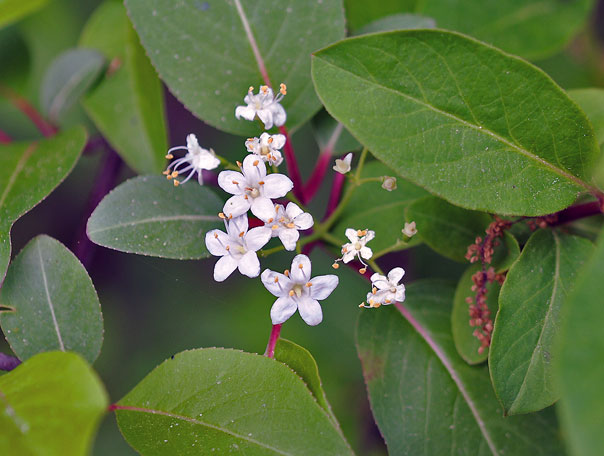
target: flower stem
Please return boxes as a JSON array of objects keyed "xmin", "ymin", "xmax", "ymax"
[
  {"xmin": 264, "ymin": 323, "xmax": 282, "ymax": 358},
  {"xmin": 372, "ymin": 239, "xmax": 410, "ymax": 260},
  {"xmin": 367, "ymin": 259, "xmax": 384, "ymax": 275},
  {"xmin": 303, "ymin": 151, "xmax": 332, "ymax": 201},
  {"xmin": 0, "ymin": 353, "xmax": 20, "ymax": 371},
  {"xmin": 551, "ymin": 201, "xmax": 604, "ymax": 226},
  {"xmin": 279, "ymin": 125, "xmax": 305, "ymax": 203},
  {"xmin": 0, "ymin": 84, "xmax": 57, "ymax": 137},
  {"xmin": 323, "ymin": 171, "xmax": 346, "ymax": 220},
  {"xmin": 0, "ymin": 128, "xmax": 12, "ymax": 144}
]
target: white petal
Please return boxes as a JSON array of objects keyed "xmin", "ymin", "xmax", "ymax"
[
  {"xmin": 345, "ymin": 228, "xmax": 358, "ymax": 242},
  {"xmin": 291, "ymin": 254, "xmax": 311, "ymax": 283},
  {"xmin": 186, "ymin": 134, "xmax": 200, "ymax": 151},
  {"xmin": 245, "ymin": 227, "xmax": 272, "ymax": 251},
  {"xmin": 387, "ymin": 267, "xmax": 405, "ymax": 285},
  {"xmin": 270, "ymin": 133, "xmax": 286, "ymax": 149},
  {"xmin": 297, "ymin": 297, "xmax": 322, "ymax": 326},
  {"xmin": 250, "ymin": 196, "xmax": 276, "ymax": 221},
  {"xmin": 205, "ymin": 230, "xmax": 229, "ymax": 256},
  {"xmin": 223, "ymin": 195, "xmax": 250, "ymax": 219},
  {"xmin": 271, "ymin": 104, "xmax": 286, "ymax": 127},
  {"xmin": 342, "ymin": 153, "xmax": 353, "ymax": 166},
  {"xmin": 270, "ymin": 151, "xmax": 283, "ymax": 166},
  {"xmin": 395, "ymin": 285, "xmax": 406, "ymax": 302},
  {"xmin": 364, "ymin": 230, "xmax": 376, "ymax": 242},
  {"xmin": 285, "ymin": 202, "xmax": 303, "ymax": 219},
  {"xmin": 370, "ymin": 272, "xmax": 386, "ymax": 283},
  {"xmin": 278, "ymin": 228, "xmax": 299, "ymax": 251},
  {"xmin": 198, "ymin": 151, "xmax": 220, "ymax": 170},
  {"xmin": 214, "ymin": 255, "xmax": 238, "ymax": 282},
  {"xmin": 259, "ymin": 132, "xmax": 271, "ymax": 144},
  {"xmin": 235, "ymin": 105, "xmax": 256, "ymax": 121},
  {"xmin": 293, "ymin": 212, "xmax": 313, "ymax": 230},
  {"xmin": 256, "ymin": 109, "xmax": 274, "ymax": 130},
  {"xmin": 218, "ymin": 170, "xmax": 245, "ymax": 195},
  {"xmin": 238, "ymin": 251, "xmax": 260, "ymax": 278},
  {"xmin": 245, "ymin": 137, "xmax": 259, "ymax": 152},
  {"xmin": 342, "ymin": 250, "xmax": 356, "ymax": 263},
  {"xmin": 270, "ymin": 296, "xmax": 298, "ymax": 325},
  {"xmin": 227, "ymin": 214, "xmax": 248, "ymax": 237},
  {"xmin": 261, "ymin": 269, "xmax": 291, "ymax": 297},
  {"xmin": 242, "ymin": 154, "xmax": 267, "ymax": 180},
  {"xmin": 263, "ymin": 173, "xmax": 293, "ymax": 198},
  {"xmin": 309, "ymin": 275, "xmax": 338, "ymax": 300},
  {"xmin": 360, "ymin": 246, "xmax": 373, "ymax": 260}
]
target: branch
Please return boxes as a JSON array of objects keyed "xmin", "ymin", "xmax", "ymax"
[
  {"xmin": 0, "ymin": 353, "xmax": 21, "ymax": 371},
  {"xmin": 0, "ymin": 84, "xmax": 57, "ymax": 138},
  {"xmin": 0, "ymin": 128, "xmax": 12, "ymax": 144},
  {"xmin": 278, "ymin": 125, "xmax": 305, "ymax": 202}
]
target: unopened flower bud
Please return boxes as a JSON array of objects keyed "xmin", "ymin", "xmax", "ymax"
[
  {"xmin": 381, "ymin": 176, "xmax": 397, "ymax": 191},
  {"xmin": 402, "ymin": 221, "xmax": 417, "ymax": 238}
]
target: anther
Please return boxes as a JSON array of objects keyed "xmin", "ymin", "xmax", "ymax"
[
  {"xmin": 286, "ymin": 222, "xmax": 295, "ymax": 229},
  {"xmin": 357, "ymin": 229, "xmax": 363, "ymax": 236},
  {"xmin": 289, "ymin": 290, "xmax": 295, "ymax": 297},
  {"xmin": 272, "ymin": 224, "xmax": 279, "ymax": 230},
  {"xmin": 248, "ymin": 86, "xmax": 254, "ymax": 92},
  {"xmin": 258, "ymin": 181, "xmax": 264, "ymax": 185},
  {"xmin": 274, "ymin": 277, "xmax": 279, "ymax": 283},
  {"xmin": 280, "ymin": 83, "xmax": 287, "ymax": 95},
  {"xmin": 162, "ymin": 170, "xmax": 170, "ymax": 175},
  {"xmin": 268, "ymin": 137, "xmax": 274, "ymax": 144},
  {"xmin": 173, "ymin": 180, "xmax": 180, "ymax": 186},
  {"xmin": 225, "ymin": 245, "xmax": 230, "ymax": 250},
  {"xmin": 219, "ymin": 212, "xmax": 226, "ymax": 219},
  {"xmin": 332, "ymin": 263, "xmax": 339, "ymax": 269},
  {"xmin": 261, "ymin": 85, "xmax": 268, "ymax": 93},
  {"xmin": 385, "ymin": 299, "xmax": 391, "ymax": 304},
  {"xmin": 165, "ymin": 154, "xmax": 173, "ymax": 159},
  {"xmin": 232, "ymin": 180, "xmax": 239, "ymax": 185},
  {"xmin": 372, "ymin": 287, "xmax": 377, "ymax": 294},
  {"xmin": 253, "ymin": 160, "xmax": 259, "ymax": 166},
  {"xmin": 284, "ymin": 269, "xmax": 290, "ymax": 276},
  {"xmin": 305, "ymin": 282, "xmax": 312, "ymax": 287},
  {"xmin": 171, "ymin": 171, "xmax": 179, "ymax": 178},
  {"xmin": 214, "ymin": 233, "xmax": 218, "ymax": 238},
  {"xmin": 268, "ymin": 218, "xmax": 274, "ymax": 223},
  {"xmin": 359, "ymin": 267, "xmax": 367, "ymax": 274},
  {"xmin": 239, "ymin": 231, "xmax": 244, "ymax": 237},
  {"xmin": 359, "ymin": 302, "xmax": 365, "ymax": 308},
  {"xmin": 236, "ymin": 160, "xmax": 242, "ymax": 168},
  {"xmin": 298, "ymin": 264, "xmax": 304, "ymax": 269}
]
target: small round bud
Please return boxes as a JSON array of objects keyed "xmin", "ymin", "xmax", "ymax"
[{"xmin": 381, "ymin": 176, "xmax": 397, "ymax": 191}]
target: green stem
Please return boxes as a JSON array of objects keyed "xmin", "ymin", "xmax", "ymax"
[
  {"xmin": 355, "ymin": 147, "xmax": 369, "ymax": 180},
  {"xmin": 320, "ymin": 231, "xmax": 343, "ymax": 247},
  {"xmin": 372, "ymin": 239, "xmax": 410, "ymax": 260},
  {"xmin": 368, "ymin": 259, "xmax": 384, "ymax": 275},
  {"xmin": 216, "ymin": 155, "xmax": 240, "ymax": 171}
]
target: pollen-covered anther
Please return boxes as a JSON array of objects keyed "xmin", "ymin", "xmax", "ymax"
[
  {"xmin": 289, "ymin": 290, "xmax": 295, "ymax": 297},
  {"xmin": 267, "ymin": 137, "xmax": 274, "ymax": 144},
  {"xmin": 162, "ymin": 170, "xmax": 170, "ymax": 175},
  {"xmin": 305, "ymin": 282, "xmax": 312, "ymax": 287},
  {"xmin": 267, "ymin": 218, "xmax": 273, "ymax": 223},
  {"xmin": 218, "ymin": 212, "xmax": 226, "ymax": 219},
  {"xmin": 359, "ymin": 267, "xmax": 367, "ymax": 274},
  {"xmin": 173, "ymin": 180, "xmax": 180, "ymax": 186},
  {"xmin": 272, "ymin": 224, "xmax": 279, "ymax": 230},
  {"xmin": 274, "ymin": 277, "xmax": 279, "ymax": 283},
  {"xmin": 214, "ymin": 233, "xmax": 218, "ymax": 239},
  {"xmin": 225, "ymin": 245, "xmax": 230, "ymax": 251},
  {"xmin": 298, "ymin": 263, "xmax": 304, "ymax": 269},
  {"xmin": 332, "ymin": 263, "xmax": 339, "ymax": 269},
  {"xmin": 284, "ymin": 269, "xmax": 290, "ymax": 276},
  {"xmin": 253, "ymin": 160, "xmax": 259, "ymax": 166},
  {"xmin": 236, "ymin": 160, "xmax": 242, "ymax": 168},
  {"xmin": 372, "ymin": 287, "xmax": 377, "ymax": 295},
  {"xmin": 248, "ymin": 86, "xmax": 254, "ymax": 92},
  {"xmin": 357, "ymin": 229, "xmax": 363, "ymax": 236},
  {"xmin": 232, "ymin": 180, "xmax": 239, "ymax": 185},
  {"xmin": 171, "ymin": 171, "xmax": 179, "ymax": 178},
  {"xmin": 258, "ymin": 181, "xmax": 264, "ymax": 185},
  {"xmin": 359, "ymin": 302, "xmax": 365, "ymax": 308},
  {"xmin": 239, "ymin": 231, "xmax": 245, "ymax": 237},
  {"xmin": 286, "ymin": 222, "xmax": 295, "ymax": 229},
  {"xmin": 279, "ymin": 83, "xmax": 287, "ymax": 95},
  {"xmin": 165, "ymin": 153, "xmax": 173, "ymax": 159}
]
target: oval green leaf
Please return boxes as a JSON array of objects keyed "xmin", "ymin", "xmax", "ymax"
[
  {"xmin": 568, "ymin": 88, "xmax": 604, "ymax": 146},
  {"xmin": 311, "ymin": 110, "xmax": 361, "ymax": 156},
  {"xmin": 0, "ymin": 235, "xmax": 103, "ymax": 364},
  {"xmin": 87, "ymin": 176, "xmax": 224, "ymax": 259},
  {"xmin": 124, "ymin": 0, "xmax": 345, "ymax": 136},
  {"xmin": 79, "ymin": 2, "xmax": 167, "ymax": 175},
  {"xmin": 355, "ymin": 13, "xmax": 436, "ymax": 35},
  {"xmin": 0, "ymin": 351, "xmax": 108, "ymax": 456},
  {"xmin": 0, "ymin": 0, "xmax": 48, "ymax": 29},
  {"xmin": 489, "ymin": 229, "xmax": 593, "ymax": 415},
  {"xmin": 312, "ymin": 30, "xmax": 600, "ymax": 216},
  {"xmin": 0, "ymin": 126, "xmax": 86, "ymax": 284},
  {"xmin": 114, "ymin": 348, "xmax": 354, "ymax": 455},
  {"xmin": 357, "ymin": 280, "xmax": 565, "ymax": 455}
]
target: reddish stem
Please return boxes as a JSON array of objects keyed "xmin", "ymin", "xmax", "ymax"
[
  {"xmin": 551, "ymin": 201, "xmax": 603, "ymax": 226},
  {"xmin": 278, "ymin": 126, "xmax": 305, "ymax": 202},
  {"xmin": 0, "ymin": 128, "xmax": 12, "ymax": 144},
  {"xmin": 0, "ymin": 84, "xmax": 57, "ymax": 138},
  {"xmin": 323, "ymin": 172, "xmax": 346, "ymax": 220},
  {"xmin": 304, "ymin": 151, "xmax": 332, "ymax": 201},
  {"xmin": 0, "ymin": 353, "xmax": 21, "ymax": 371},
  {"xmin": 264, "ymin": 323, "xmax": 282, "ymax": 358}
]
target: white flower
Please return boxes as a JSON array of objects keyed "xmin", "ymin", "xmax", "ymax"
[
  {"xmin": 339, "ymin": 228, "xmax": 375, "ymax": 266},
  {"xmin": 217, "ymin": 155, "xmax": 293, "ymax": 220},
  {"xmin": 163, "ymin": 134, "xmax": 220, "ymax": 186},
  {"xmin": 261, "ymin": 254, "xmax": 338, "ymax": 326},
  {"xmin": 402, "ymin": 221, "xmax": 417, "ymax": 238},
  {"xmin": 333, "ymin": 153, "xmax": 352, "ymax": 174},
  {"xmin": 265, "ymin": 203, "xmax": 314, "ymax": 251},
  {"xmin": 381, "ymin": 176, "xmax": 397, "ymax": 191},
  {"xmin": 362, "ymin": 267, "xmax": 406, "ymax": 308},
  {"xmin": 245, "ymin": 132, "xmax": 285, "ymax": 166},
  {"xmin": 235, "ymin": 84, "xmax": 287, "ymax": 130},
  {"xmin": 205, "ymin": 215, "xmax": 271, "ymax": 282}
]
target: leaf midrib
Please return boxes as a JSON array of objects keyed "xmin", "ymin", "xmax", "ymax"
[
  {"xmin": 88, "ymin": 214, "xmax": 220, "ymax": 234},
  {"xmin": 37, "ymin": 241, "xmax": 65, "ymax": 351},
  {"xmin": 314, "ymin": 51, "xmax": 591, "ymax": 192},
  {"xmin": 0, "ymin": 143, "xmax": 37, "ymax": 211}
]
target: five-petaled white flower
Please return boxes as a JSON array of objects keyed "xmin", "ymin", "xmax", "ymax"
[
  {"xmin": 235, "ymin": 84, "xmax": 287, "ymax": 130},
  {"xmin": 402, "ymin": 221, "xmax": 417, "ymax": 238},
  {"xmin": 362, "ymin": 267, "xmax": 406, "ymax": 308},
  {"xmin": 261, "ymin": 254, "xmax": 338, "ymax": 326},
  {"xmin": 245, "ymin": 132, "xmax": 285, "ymax": 167},
  {"xmin": 218, "ymin": 155, "xmax": 293, "ymax": 220},
  {"xmin": 265, "ymin": 203, "xmax": 314, "ymax": 251},
  {"xmin": 163, "ymin": 134, "xmax": 220, "ymax": 186},
  {"xmin": 336, "ymin": 228, "xmax": 375, "ymax": 272},
  {"xmin": 205, "ymin": 215, "xmax": 271, "ymax": 282},
  {"xmin": 333, "ymin": 153, "xmax": 353, "ymax": 174}
]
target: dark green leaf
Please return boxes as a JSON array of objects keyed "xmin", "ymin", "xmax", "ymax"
[
  {"xmin": 357, "ymin": 280, "xmax": 565, "ymax": 455},
  {"xmin": 87, "ymin": 176, "xmax": 224, "ymax": 259},
  {"xmin": 0, "ymin": 351, "xmax": 108, "ymax": 456},
  {"xmin": 125, "ymin": 0, "xmax": 346, "ymax": 136},
  {"xmin": 452, "ymin": 264, "xmax": 500, "ymax": 365},
  {"xmin": 344, "ymin": 0, "xmax": 417, "ymax": 32},
  {"xmin": 0, "ymin": 127, "xmax": 86, "ymax": 283},
  {"xmin": 332, "ymin": 161, "xmax": 428, "ymax": 253},
  {"xmin": 489, "ymin": 230, "xmax": 593, "ymax": 415},
  {"xmin": 80, "ymin": 2, "xmax": 167, "ymax": 175},
  {"xmin": 355, "ymin": 14, "xmax": 436, "ymax": 35},
  {"xmin": 568, "ymin": 88, "xmax": 604, "ymax": 146},
  {"xmin": 312, "ymin": 30, "xmax": 600, "ymax": 216},
  {"xmin": 557, "ymin": 228, "xmax": 604, "ymax": 456},
  {"xmin": 0, "ymin": 235, "xmax": 103, "ymax": 364},
  {"xmin": 311, "ymin": 110, "xmax": 361, "ymax": 155},
  {"xmin": 0, "ymin": 0, "xmax": 48, "ymax": 29},
  {"xmin": 115, "ymin": 348, "xmax": 354, "ymax": 455},
  {"xmin": 41, "ymin": 48, "xmax": 105, "ymax": 125}
]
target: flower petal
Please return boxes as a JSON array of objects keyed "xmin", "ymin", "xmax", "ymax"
[
  {"xmin": 263, "ymin": 173, "xmax": 293, "ymax": 198},
  {"xmin": 297, "ymin": 297, "xmax": 322, "ymax": 326},
  {"xmin": 261, "ymin": 269, "xmax": 291, "ymax": 297},
  {"xmin": 345, "ymin": 228, "xmax": 358, "ymax": 242},
  {"xmin": 271, "ymin": 104, "xmax": 286, "ymax": 127},
  {"xmin": 278, "ymin": 228, "xmax": 299, "ymax": 251},
  {"xmin": 257, "ymin": 109, "xmax": 274, "ymax": 130},
  {"xmin": 387, "ymin": 267, "xmax": 405, "ymax": 285},
  {"xmin": 309, "ymin": 275, "xmax": 339, "ymax": 300},
  {"xmin": 293, "ymin": 212, "xmax": 313, "ymax": 230},
  {"xmin": 214, "ymin": 255, "xmax": 238, "ymax": 282},
  {"xmin": 198, "ymin": 152, "xmax": 220, "ymax": 170},
  {"xmin": 285, "ymin": 202, "xmax": 303, "ymax": 219},
  {"xmin": 226, "ymin": 214, "xmax": 248, "ymax": 238},
  {"xmin": 342, "ymin": 250, "xmax": 356, "ymax": 263},
  {"xmin": 250, "ymin": 196, "xmax": 276, "ymax": 221},
  {"xmin": 291, "ymin": 254, "xmax": 311, "ymax": 283},
  {"xmin": 218, "ymin": 170, "xmax": 245, "ymax": 194},
  {"xmin": 242, "ymin": 153, "xmax": 267, "ymax": 180},
  {"xmin": 270, "ymin": 296, "xmax": 298, "ymax": 325},
  {"xmin": 395, "ymin": 285, "xmax": 405, "ymax": 302},
  {"xmin": 364, "ymin": 230, "xmax": 376, "ymax": 242},
  {"xmin": 237, "ymin": 251, "xmax": 260, "ymax": 278},
  {"xmin": 235, "ymin": 105, "xmax": 256, "ymax": 121},
  {"xmin": 245, "ymin": 226, "xmax": 272, "ymax": 251},
  {"xmin": 360, "ymin": 246, "xmax": 373, "ymax": 260},
  {"xmin": 205, "ymin": 229, "xmax": 229, "ymax": 256},
  {"xmin": 223, "ymin": 195, "xmax": 250, "ymax": 219},
  {"xmin": 271, "ymin": 133, "xmax": 286, "ymax": 149}
]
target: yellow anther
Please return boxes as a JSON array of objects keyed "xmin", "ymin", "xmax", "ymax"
[
  {"xmin": 385, "ymin": 299, "xmax": 391, "ymax": 304},
  {"xmin": 258, "ymin": 180, "xmax": 264, "ymax": 185},
  {"xmin": 239, "ymin": 231, "xmax": 244, "ymax": 237},
  {"xmin": 236, "ymin": 160, "xmax": 242, "ymax": 168},
  {"xmin": 272, "ymin": 224, "xmax": 279, "ymax": 230},
  {"xmin": 166, "ymin": 174, "xmax": 173, "ymax": 180},
  {"xmin": 374, "ymin": 302, "xmax": 381, "ymax": 308},
  {"xmin": 359, "ymin": 302, "xmax": 365, "ymax": 308},
  {"xmin": 261, "ymin": 85, "xmax": 268, "ymax": 93},
  {"xmin": 332, "ymin": 263, "xmax": 339, "ymax": 269},
  {"xmin": 298, "ymin": 263, "xmax": 304, "ymax": 269},
  {"xmin": 171, "ymin": 171, "xmax": 179, "ymax": 178},
  {"xmin": 284, "ymin": 269, "xmax": 290, "ymax": 276},
  {"xmin": 274, "ymin": 277, "xmax": 279, "ymax": 283},
  {"xmin": 173, "ymin": 180, "xmax": 180, "ymax": 186},
  {"xmin": 372, "ymin": 287, "xmax": 377, "ymax": 294},
  {"xmin": 214, "ymin": 233, "xmax": 218, "ymax": 238},
  {"xmin": 342, "ymin": 247, "xmax": 348, "ymax": 253},
  {"xmin": 244, "ymin": 195, "xmax": 249, "ymax": 200},
  {"xmin": 225, "ymin": 245, "xmax": 230, "ymax": 251},
  {"xmin": 253, "ymin": 160, "xmax": 259, "ymax": 166},
  {"xmin": 219, "ymin": 212, "xmax": 226, "ymax": 219},
  {"xmin": 286, "ymin": 222, "xmax": 295, "ymax": 229},
  {"xmin": 268, "ymin": 218, "xmax": 274, "ymax": 223},
  {"xmin": 248, "ymin": 86, "xmax": 254, "ymax": 92},
  {"xmin": 268, "ymin": 137, "xmax": 274, "ymax": 144},
  {"xmin": 247, "ymin": 137, "xmax": 254, "ymax": 141},
  {"xmin": 289, "ymin": 290, "xmax": 295, "ymax": 297},
  {"xmin": 232, "ymin": 180, "xmax": 239, "ymax": 185},
  {"xmin": 357, "ymin": 229, "xmax": 363, "ymax": 236},
  {"xmin": 305, "ymin": 282, "xmax": 312, "ymax": 287},
  {"xmin": 163, "ymin": 170, "xmax": 170, "ymax": 175},
  {"xmin": 359, "ymin": 267, "xmax": 367, "ymax": 274},
  {"xmin": 280, "ymin": 83, "xmax": 287, "ymax": 95},
  {"xmin": 165, "ymin": 153, "xmax": 173, "ymax": 159}
]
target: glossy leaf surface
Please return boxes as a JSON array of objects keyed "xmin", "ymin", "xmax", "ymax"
[
  {"xmin": 355, "ymin": 14, "xmax": 436, "ymax": 35},
  {"xmin": 569, "ymin": 88, "xmax": 604, "ymax": 146}
]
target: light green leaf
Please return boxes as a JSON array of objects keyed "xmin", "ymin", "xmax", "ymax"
[
  {"xmin": 115, "ymin": 348, "xmax": 354, "ymax": 455},
  {"xmin": 489, "ymin": 229, "xmax": 593, "ymax": 415},
  {"xmin": 0, "ymin": 0, "xmax": 48, "ymax": 29},
  {"xmin": 452, "ymin": 264, "xmax": 501, "ymax": 365},
  {"xmin": 344, "ymin": 0, "xmax": 417, "ymax": 32},
  {"xmin": 0, "ymin": 127, "xmax": 86, "ymax": 283},
  {"xmin": 312, "ymin": 30, "xmax": 600, "ymax": 216},
  {"xmin": 0, "ymin": 351, "xmax": 108, "ymax": 456},
  {"xmin": 124, "ymin": 0, "xmax": 346, "ymax": 136},
  {"xmin": 332, "ymin": 161, "xmax": 428, "ymax": 253},
  {"xmin": 41, "ymin": 48, "xmax": 106, "ymax": 125},
  {"xmin": 557, "ymin": 228, "xmax": 604, "ymax": 456},
  {"xmin": 568, "ymin": 88, "xmax": 604, "ymax": 146},
  {"xmin": 311, "ymin": 110, "xmax": 361, "ymax": 155},
  {"xmin": 87, "ymin": 176, "xmax": 223, "ymax": 259},
  {"xmin": 355, "ymin": 13, "xmax": 436, "ymax": 35},
  {"xmin": 357, "ymin": 280, "xmax": 565, "ymax": 455},
  {"xmin": 0, "ymin": 235, "xmax": 103, "ymax": 364},
  {"xmin": 79, "ymin": 2, "xmax": 167, "ymax": 175}
]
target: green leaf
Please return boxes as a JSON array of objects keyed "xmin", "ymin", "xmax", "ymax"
[
  {"xmin": 79, "ymin": 1, "xmax": 167, "ymax": 175},
  {"xmin": 87, "ymin": 176, "xmax": 224, "ymax": 259},
  {"xmin": 0, "ymin": 0, "xmax": 48, "ymax": 29},
  {"xmin": 273, "ymin": 338, "xmax": 339, "ymax": 427},
  {"xmin": 40, "ymin": 48, "xmax": 105, "ymax": 125},
  {"xmin": 0, "ymin": 235, "xmax": 103, "ymax": 364},
  {"xmin": 124, "ymin": 0, "xmax": 346, "ymax": 136},
  {"xmin": 0, "ymin": 127, "xmax": 86, "ymax": 283},
  {"xmin": 356, "ymin": 280, "xmax": 565, "ymax": 455},
  {"xmin": 489, "ymin": 229, "xmax": 593, "ymax": 415},
  {"xmin": 311, "ymin": 110, "xmax": 361, "ymax": 155},
  {"xmin": 452, "ymin": 264, "xmax": 501, "ymax": 365},
  {"xmin": 0, "ymin": 351, "xmax": 108, "ymax": 456},
  {"xmin": 332, "ymin": 161, "xmax": 428, "ymax": 253},
  {"xmin": 355, "ymin": 13, "xmax": 436, "ymax": 35},
  {"xmin": 344, "ymin": 0, "xmax": 417, "ymax": 32},
  {"xmin": 312, "ymin": 30, "xmax": 600, "ymax": 216},
  {"xmin": 568, "ymin": 88, "xmax": 604, "ymax": 146},
  {"xmin": 115, "ymin": 348, "xmax": 354, "ymax": 455},
  {"xmin": 557, "ymin": 228, "xmax": 604, "ymax": 456}
]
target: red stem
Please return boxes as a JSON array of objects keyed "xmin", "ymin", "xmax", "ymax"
[
  {"xmin": 323, "ymin": 172, "xmax": 346, "ymax": 220},
  {"xmin": 278, "ymin": 126, "xmax": 305, "ymax": 202},
  {"xmin": 304, "ymin": 151, "xmax": 332, "ymax": 201},
  {"xmin": 0, "ymin": 128, "xmax": 12, "ymax": 144},
  {"xmin": 0, "ymin": 84, "xmax": 57, "ymax": 137},
  {"xmin": 551, "ymin": 201, "xmax": 603, "ymax": 226},
  {"xmin": 264, "ymin": 323, "xmax": 282, "ymax": 358}
]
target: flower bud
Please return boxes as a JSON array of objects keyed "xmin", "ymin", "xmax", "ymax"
[{"xmin": 381, "ymin": 176, "xmax": 397, "ymax": 191}]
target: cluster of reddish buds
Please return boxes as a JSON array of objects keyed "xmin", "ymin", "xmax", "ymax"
[
  {"xmin": 526, "ymin": 214, "xmax": 558, "ymax": 231},
  {"xmin": 465, "ymin": 216, "xmax": 511, "ymax": 264}
]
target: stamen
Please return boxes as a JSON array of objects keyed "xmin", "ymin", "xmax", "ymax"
[
  {"xmin": 162, "ymin": 170, "xmax": 170, "ymax": 175},
  {"xmin": 232, "ymin": 180, "xmax": 239, "ymax": 185},
  {"xmin": 239, "ymin": 231, "xmax": 245, "ymax": 237},
  {"xmin": 253, "ymin": 160, "xmax": 259, "ymax": 166},
  {"xmin": 268, "ymin": 137, "xmax": 274, "ymax": 144},
  {"xmin": 274, "ymin": 277, "xmax": 279, "ymax": 283},
  {"xmin": 298, "ymin": 264, "xmax": 304, "ymax": 269},
  {"xmin": 236, "ymin": 160, "xmax": 242, "ymax": 168},
  {"xmin": 258, "ymin": 180, "xmax": 264, "ymax": 185},
  {"xmin": 219, "ymin": 212, "xmax": 226, "ymax": 219},
  {"xmin": 286, "ymin": 222, "xmax": 295, "ymax": 229},
  {"xmin": 214, "ymin": 233, "xmax": 218, "ymax": 238},
  {"xmin": 284, "ymin": 269, "xmax": 290, "ymax": 277},
  {"xmin": 332, "ymin": 263, "xmax": 339, "ymax": 269},
  {"xmin": 359, "ymin": 302, "xmax": 366, "ymax": 308},
  {"xmin": 305, "ymin": 282, "xmax": 312, "ymax": 287},
  {"xmin": 385, "ymin": 299, "xmax": 391, "ymax": 304},
  {"xmin": 372, "ymin": 287, "xmax": 377, "ymax": 294},
  {"xmin": 171, "ymin": 171, "xmax": 179, "ymax": 178},
  {"xmin": 248, "ymin": 86, "xmax": 254, "ymax": 92},
  {"xmin": 165, "ymin": 153, "xmax": 173, "ymax": 159},
  {"xmin": 357, "ymin": 229, "xmax": 363, "ymax": 236},
  {"xmin": 173, "ymin": 180, "xmax": 180, "ymax": 186},
  {"xmin": 261, "ymin": 85, "xmax": 268, "ymax": 93},
  {"xmin": 272, "ymin": 224, "xmax": 279, "ymax": 230},
  {"xmin": 289, "ymin": 290, "xmax": 295, "ymax": 297},
  {"xmin": 359, "ymin": 267, "xmax": 367, "ymax": 274},
  {"xmin": 225, "ymin": 245, "xmax": 230, "ymax": 251},
  {"xmin": 280, "ymin": 83, "xmax": 287, "ymax": 95},
  {"xmin": 268, "ymin": 218, "xmax": 274, "ymax": 223}
]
